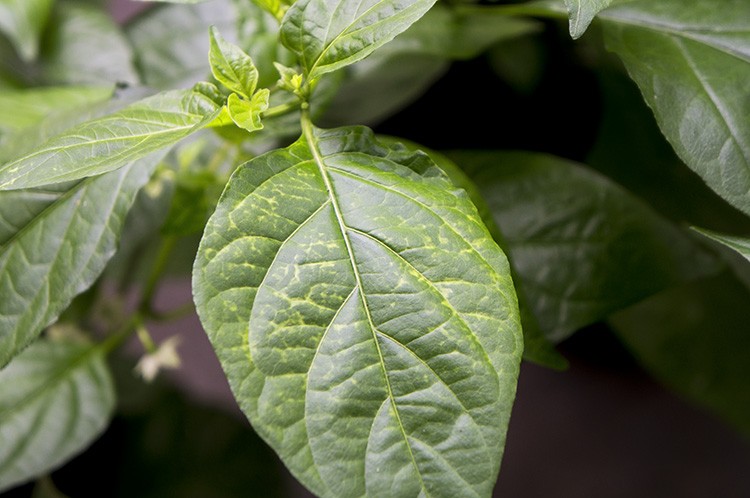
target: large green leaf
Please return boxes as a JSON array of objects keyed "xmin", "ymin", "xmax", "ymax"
[
  {"xmin": 40, "ymin": 1, "xmax": 139, "ymax": 85},
  {"xmin": 0, "ymin": 152, "xmax": 163, "ymax": 367},
  {"xmin": 280, "ymin": 0, "xmax": 438, "ymax": 83},
  {"xmin": 0, "ymin": 0, "xmax": 53, "ymax": 61},
  {"xmin": 0, "ymin": 89, "xmax": 219, "ymax": 190},
  {"xmin": 193, "ymin": 124, "xmax": 522, "ymax": 497},
  {"xmin": 453, "ymin": 151, "xmax": 718, "ymax": 342},
  {"xmin": 601, "ymin": 0, "xmax": 750, "ymax": 217},
  {"xmin": 0, "ymin": 337, "xmax": 115, "ymax": 491}
]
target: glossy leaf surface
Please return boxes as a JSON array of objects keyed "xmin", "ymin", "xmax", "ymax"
[
  {"xmin": 209, "ymin": 26, "xmax": 259, "ymax": 98},
  {"xmin": 454, "ymin": 151, "xmax": 718, "ymax": 342},
  {"xmin": 0, "ymin": 153, "xmax": 162, "ymax": 367},
  {"xmin": 280, "ymin": 0, "xmax": 438, "ymax": 82},
  {"xmin": 194, "ymin": 125, "xmax": 522, "ymax": 497},
  {"xmin": 0, "ymin": 337, "xmax": 115, "ymax": 491},
  {"xmin": 0, "ymin": 90, "xmax": 218, "ymax": 190},
  {"xmin": 602, "ymin": 0, "xmax": 750, "ymax": 216}
]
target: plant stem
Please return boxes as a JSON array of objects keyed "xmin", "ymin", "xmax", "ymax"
[
  {"xmin": 139, "ymin": 235, "xmax": 177, "ymax": 311},
  {"xmin": 262, "ymin": 101, "xmax": 300, "ymax": 120}
]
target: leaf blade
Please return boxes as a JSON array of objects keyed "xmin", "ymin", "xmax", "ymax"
[
  {"xmin": 280, "ymin": 0, "xmax": 438, "ymax": 81},
  {"xmin": 193, "ymin": 125, "xmax": 522, "ymax": 497},
  {"xmin": 0, "ymin": 90, "xmax": 219, "ymax": 190},
  {"xmin": 601, "ymin": 0, "xmax": 750, "ymax": 216},
  {"xmin": 0, "ymin": 152, "xmax": 163, "ymax": 367},
  {"xmin": 0, "ymin": 337, "xmax": 115, "ymax": 492}
]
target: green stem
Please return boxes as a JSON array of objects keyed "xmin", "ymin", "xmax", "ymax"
[
  {"xmin": 262, "ymin": 101, "xmax": 301, "ymax": 120},
  {"xmin": 139, "ymin": 235, "xmax": 177, "ymax": 310}
]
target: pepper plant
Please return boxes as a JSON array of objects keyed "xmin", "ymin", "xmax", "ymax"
[{"xmin": 0, "ymin": 0, "xmax": 749, "ymax": 495}]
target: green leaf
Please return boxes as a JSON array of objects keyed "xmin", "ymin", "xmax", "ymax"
[
  {"xmin": 0, "ymin": 336, "xmax": 115, "ymax": 491},
  {"xmin": 0, "ymin": 152, "xmax": 163, "ymax": 367},
  {"xmin": 601, "ymin": 0, "xmax": 750, "ymax": 217},
  {"xmin": 193, "ymin": 124, "xmax": 523, "ymax": 497},
  {"xmin": 226, "ymin": 89, "xmax": 270, "ymax": 133},
  {"xmin": 453, "ymin": 151, "xmax": 719, "ymax": 342},
  {"xmin": 40, "ymin": 1, "xmax": 139, "ymax": 85},
  {"xmin": 377, "ymin": 138, "xmax": 567, "ymax": 369},
  {"xmin": 0, "ymin": 86, "xmax": 113, "ymax": 136},
  {"xmin": 0, "ymin": 89, "xmax": 220, "ymax": 190},
  {"xmin": 280, "ymin": 0, "xmax": 438, "ymax": 83},
  {"xmin": 0, "ymin": 0, "xmax": 53, "ymax": 61},
  {"xmin": 209, "ymin": 26, "xmax": 259, "ymax": 98},
  {"xmin": 610, "ymin": 271, "xmax": 750, "ymax": 437},
  {"xmin": 692, "ymin": 227, "xmax": 750, "ymax": 264},
  {"xmin": 564, "ymin": 0, "xmax": 631, "ymax": 39}
]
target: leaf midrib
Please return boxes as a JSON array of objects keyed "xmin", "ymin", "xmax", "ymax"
[
  {"xmin": 601, "ymin": 11, "xmax": 750, "ymax": 63},
  {"xmin": 301, "ymin": 116, "xmax": 429, "ymax": 496}
]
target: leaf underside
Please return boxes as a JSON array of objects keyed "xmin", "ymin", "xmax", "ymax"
[
  {"xmin": 0, "ymin": 338, "xmax": 115, "ymax": 492},
  {"xmin": 193, "ymin": 125, "xmax": 522, "ymax": 498},
  {"xmin": 0, "ymin": 152, "xmax": 162, "ymax": 367},
  {"xmin": 602, "ymin": 0, "xmax": 750, "ymax": 216}
]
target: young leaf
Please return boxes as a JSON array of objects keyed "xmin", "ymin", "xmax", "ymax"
[
  {"xmin": 208, "ymin": 26, "xmax": 259, "ymax": 98},
  {"xmin": 0, "ymin": 0, "xmax": 53, "ymax": 61},
  {"xmin": 193, "ymin": 124, "xmax": 523, "ymax": 497},
  {"xmin": 601, "ymin": 0, "xmax": 750, "ymax": 217},
  {"xmin": 453, "ymin": 151, "xmax": 719, "ymax": 342},
  {"xmin": 0, "ymin": 152, "xmax": 163, "ymax": 367},
  {"xmin": 226, "ymin": 89, "xmax": 270, "ymax": 133},
  {"xmin": 40, "ymin": 1, "xmax": 139, "ymax": 86},
  {"xmin": 280, "ymin": 0, "xmax": 438, "ymax": 83},
  {"xmin": 0, "ymin": 336, "xmax": 115, "ymax": 491},
  {"xmin": 0, "ymin": 89, "xmax": 219, "ymax": 190}
]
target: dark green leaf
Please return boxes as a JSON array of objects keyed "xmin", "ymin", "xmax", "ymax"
[
  {"xmin": 0, "ymin": 152, "xmax": 163, "ymax": 367},
  {"xmin": 40, "ymin": 1, "xmax": 139, "ymax": 85},
  {"xmin": 453, "ymin": 151, "xmax": 719, "ymax": 342},
  {"xmin": 610, "ymin": 271, "xmax": 750, "ymax": 437},
  {"xmin": 0, "ymin": 89, "xmax": 219, "ymax": 190},
  {"xmin": 280, "ymin": 0, "xmax": 438, "ymax": 82},
  {"xmin": 0, "ymin": 0, "xmax": 53, "ymax": 61},
  {"xmin": 193, "ymin": 124, "xmax": 522, "ymax": 497},
  {"xmin": 0, "ymin": 337, "xmax": 115, "ymax": 491},
  {"xmin": 601, "ymin": 0, "xmax": 750, "ymax": 216}
]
